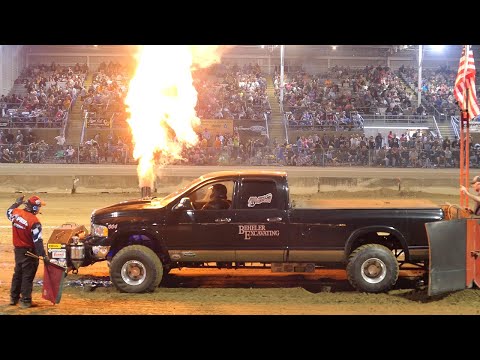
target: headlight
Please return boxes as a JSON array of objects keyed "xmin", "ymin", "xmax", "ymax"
[{"xmin": 91, "ymin": 224, "xmax": 108, "ymax": 237}]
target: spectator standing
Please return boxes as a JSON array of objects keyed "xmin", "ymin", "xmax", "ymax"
[
  {"xmin": 15, "ymin": 130, "xmax": 23, "ymax": 144},
  {"xmin": 202, "ymin": 128, "xmax": 211, "ymax": 146},
  {"xmin": 460, "ymin": 175, "xmax": 480, "ymax": 216},
  {"xmin": 54, "ymin": 134, "xmax": 65, "ymax": 151},
  {"xmin": 65, "ymin": 145, "xmax": 75, "ymax": 163}
]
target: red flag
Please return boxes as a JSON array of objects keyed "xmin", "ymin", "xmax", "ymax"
[
  {"xmin": 454, "ymin": 45, "xmax": 480, "ymax": 120},
  {"xmin": 42, "ymin": 261, "xmax": 67, "ymax": 305}
]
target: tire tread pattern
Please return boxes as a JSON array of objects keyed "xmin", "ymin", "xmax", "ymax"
[{"xmin": 346, "ymin": 243, "xmax": 399, "ymax": 293}]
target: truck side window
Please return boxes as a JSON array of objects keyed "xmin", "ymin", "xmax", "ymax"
[
  {"xmin": 189, "ymin": 181, "xmax": 234, "ymax": 210},
  {"xmin": 240, "ymin": 180, "xmax": 278, "ymax": 210}
]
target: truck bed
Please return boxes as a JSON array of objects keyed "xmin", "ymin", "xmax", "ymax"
[{"xmin": 296, "ymin": 199, "xmax": 440, "ymax": 209}]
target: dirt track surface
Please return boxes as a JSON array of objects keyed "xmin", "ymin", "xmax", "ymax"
[{"xmin": 0, "ymin": 187, "xmax": 479, "ymax": 315}]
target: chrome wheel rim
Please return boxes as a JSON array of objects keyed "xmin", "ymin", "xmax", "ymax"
[
  {"xmin": 360, "ymin": 257, "xmax": 386, "ymax": 284},
  {"xmin": 121, "ymin": 260, "xmax": 146, "ymax": 286}
]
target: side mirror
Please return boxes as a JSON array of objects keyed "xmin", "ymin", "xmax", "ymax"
[{"xmin": 173, "ymin": 197, "xmax": 193, "ymax": 211}]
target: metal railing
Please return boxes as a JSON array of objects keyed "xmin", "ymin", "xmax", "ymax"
[
  {"xmin": 361, "ymin": 114, "xmax": 431, "ymax": 129},
  {"xmin": 0, "ymin": 114, "xmax": 68, "ymax": 129},
  {"xmin": 451, "ymin": 116, "xmax": 459, "ymax": 139},
  {"xmin": 432, "ymin": 115, "xmax": 442, "ymax": 139},
  {"xmin": 280, "ymin": 101, "xmax": 289, "ymax": 144},
  {"xmin": 0, "ymin": 143, "xmax": 475, "ymax": 169}
]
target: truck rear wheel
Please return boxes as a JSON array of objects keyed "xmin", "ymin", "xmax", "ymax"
[
  {"xmin": 346, "ymin": 243, "xmax": 399, "ymax": 293},
  {"xmin": 110, "ymin": 245, "xmax": 163, "ymax": 293}
]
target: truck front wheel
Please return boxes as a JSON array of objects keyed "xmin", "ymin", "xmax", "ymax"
[
  {"xmin": 346, "ymin": 244, "xmax": 399, "ymax": 293},
  {"xmin": 110, "ymin": 245, "xmax": 163, "ymax": 293}
]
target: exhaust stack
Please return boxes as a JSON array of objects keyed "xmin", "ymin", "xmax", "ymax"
[{"xmin": 141, "ymin": 186, "xmax": 152, "ymax": 199}]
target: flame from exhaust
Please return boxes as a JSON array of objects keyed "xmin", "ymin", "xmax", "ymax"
[{"xmin": 125, "ymin": 45, "xmax": 227, "ymax": 188}]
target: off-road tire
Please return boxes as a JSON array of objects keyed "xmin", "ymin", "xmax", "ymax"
[
  {"xmin": 110, "ymin": 245, "xmax": 163, "ymax": 293},
  {"xmin": 346, "ymin": 243, "xmax": 399, "ymax": 293}
]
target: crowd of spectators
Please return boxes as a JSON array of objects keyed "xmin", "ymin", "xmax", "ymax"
[
  {"xmin": 0, "ymin": 128, "xmax": 49, "ymax": 163},
  {"xmin": 1, "ymin": 63, "xmax": 87, "ymax": 128},
  {"xmin": 4, "ymin": 121, "xmax": 480, "ymax": 169},
  {"xmin": 86, "ymin": 62, "xmax": 272, "ymax": 131},
  {"xmin": 276, "ymin": 65, "xmax": 423, "ymax": 131},
  {"xmin": 151, "ymin": 129, "xmax": 480, "ymax": 169},
  {"xmin": 398, "ymin": 65, "xmax": 460, "ymax": 119},
  {"xmin": 272, "ymin": 130, "xmax": 462, "ymax": 168},
  {"xmin": 82, "ymin": 61, "xmax": 132, "ymax": 128},
  {"xmin": 2, "ymin": 60, "xmax": 477, "ymax": 169},
  {"xmin": 194, "ymin": 63, "xmax": 270, "ymax": 121}
]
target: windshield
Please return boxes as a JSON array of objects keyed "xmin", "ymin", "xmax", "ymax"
[{"xmin": 157, "ymin": 175, "xmax": 206, "ymax": 207}]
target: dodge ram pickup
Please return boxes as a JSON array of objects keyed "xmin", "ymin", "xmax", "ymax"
[{"xmin": 48, "ymin": 170, "xmax": 445, "ymax": 293}]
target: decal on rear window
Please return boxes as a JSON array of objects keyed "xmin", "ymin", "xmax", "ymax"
[{"xmin": 247, "ymin": 193, "xmax": 272, "ymax": 208}]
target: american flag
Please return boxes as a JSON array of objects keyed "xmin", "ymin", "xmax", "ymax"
[{"xmin": 454, "ymin": 45, "xmax": 480, "ymax": 120}]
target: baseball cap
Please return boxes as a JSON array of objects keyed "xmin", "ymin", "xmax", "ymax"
[
  {"xmin": 471, "ymin": 176, "xmax": 480, "ymax": 184},
  {"xmin": 27, "ymin": 195, "xmax": 46, "ymax": 207}
]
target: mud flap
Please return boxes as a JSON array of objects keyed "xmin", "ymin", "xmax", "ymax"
[
  {"xmin": 426, "ymin": 220, "xmax": 466, "ymax": 296},
  {"xmin": 426, "ymin": 219, "xmax": 480, "ymax": 296}
]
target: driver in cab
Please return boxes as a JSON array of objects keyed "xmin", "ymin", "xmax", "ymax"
[{"xmin": 201, "ymin": 184, "xmax": 231, "ymax": 210}]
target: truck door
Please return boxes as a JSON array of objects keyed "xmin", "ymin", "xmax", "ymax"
[
  {"xmin": 165, "ymin": 180, "xmax": 237, "ymax": 263},
  {"xmin": 234, "ymin": 178, "xmax": 288, "ymax": 262}
]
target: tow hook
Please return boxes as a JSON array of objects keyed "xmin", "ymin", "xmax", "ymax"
[{"xmin": 415, "ymin": 279, "xmax": 426, "ymax": 290}]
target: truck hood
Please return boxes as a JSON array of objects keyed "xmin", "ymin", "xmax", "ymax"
[{"xmin": 92, "ymin": 197, "xmax": 166, "ymax": 218}]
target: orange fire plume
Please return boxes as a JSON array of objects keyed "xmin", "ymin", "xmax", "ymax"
[{"xmin": 125, "ymin": 45, "xmax": 228, "ymax": 189}]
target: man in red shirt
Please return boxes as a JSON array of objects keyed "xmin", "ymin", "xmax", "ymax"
[{"xmin": 7, "ymin": 195, "xmax": 48, "ymax": 308}]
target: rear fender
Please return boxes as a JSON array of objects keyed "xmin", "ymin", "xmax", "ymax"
[{"xmin": 345, "ymin": 226, "xmax": 408, "ymax": 259}]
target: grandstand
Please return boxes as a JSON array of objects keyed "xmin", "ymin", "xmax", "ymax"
[{"xmin": 0, "ymin": 45, "xmax": 478, "ymax": 168}]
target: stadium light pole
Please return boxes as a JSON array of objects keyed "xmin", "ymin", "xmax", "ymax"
[
  {"xmin": 418, "ymin": 45, "xmax": 423, "ymax": 108},
  {"xmin": 417, "ymin": 45, "xmax": 445, "ymax": 108},
  {"xmin": 280, "ymin": 45, "xmax": 285, "ymax": 105},
  {"xmin": 268, "ymin": 49, "xmax": 271, "ymax": 75}
]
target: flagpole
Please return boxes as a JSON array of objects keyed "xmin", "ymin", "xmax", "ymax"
[
  {"xmin": 460, "ymin": 45, "xmax": 470, "ymax": 208},
  {"xmin": 464, "ymin": 88, "xmax": 470, "ymax": 207},
  {"xmin": 417, "ymin": 45, "xmax": 423, "ymax": 107},
  {"xmin": 455, "ymin": 44, "xmax": 480, "ymax": 208},
  {"xmin": 465, "ymin": 46, "xmax": 470, "ymax": 210},
  {"xmin": 460, "ymin": 107, "xmax": 466, "ymax": 207},
  {"xmin": 465, "ymin": 86, "xmax": 470, "ymax": 208}
]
